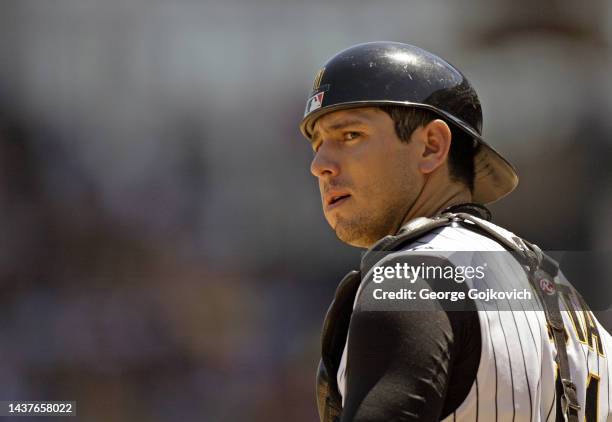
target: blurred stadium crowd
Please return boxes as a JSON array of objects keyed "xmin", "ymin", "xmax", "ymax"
[{"xmin": 1, "ymin": 0, "xmax": 611, "ymax": 420}]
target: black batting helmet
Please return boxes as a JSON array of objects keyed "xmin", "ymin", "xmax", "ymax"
[{"xmin": 299, "ymin": 41, "xmax": 518, "ymax": 204}]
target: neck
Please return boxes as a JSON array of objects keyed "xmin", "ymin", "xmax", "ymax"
[{"xmin": 397, "ymin": 179, "xmax": 472, "ymax": 232}]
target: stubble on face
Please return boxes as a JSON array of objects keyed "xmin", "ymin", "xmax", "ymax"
[{"xmin": 327, "ymin": 154, "xmax": 420, "ymax": 248}]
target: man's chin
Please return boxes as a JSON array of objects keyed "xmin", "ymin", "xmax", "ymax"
[{"xmin": 330, "ymin": 218, "xmax": 379, "ymax": 249}]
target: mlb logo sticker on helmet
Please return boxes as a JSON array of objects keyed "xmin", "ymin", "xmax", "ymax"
[{"xmin": 305, "ymin": 92, "xmax": 325, "ymax": 114}]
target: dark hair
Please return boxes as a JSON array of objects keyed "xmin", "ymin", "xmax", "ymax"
[{"xmin": 379, "ymin": 105, "xmax": 477, "ymax": 192}]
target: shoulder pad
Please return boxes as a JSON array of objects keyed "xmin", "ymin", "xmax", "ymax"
[{"xmin": 320, "ymin": 270, "xmax": 361, "ymax": 398}]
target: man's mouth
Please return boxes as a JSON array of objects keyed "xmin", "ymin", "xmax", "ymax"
[
  {"xmin": 326, "ymin": 193, "xmax": 351, "ymax": 209},
  {"xmin": 329, "ymin": 194, "xmax": 350, "ymax": 205}
]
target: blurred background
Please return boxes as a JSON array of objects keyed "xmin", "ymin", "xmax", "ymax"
[{"xmin": 1, "ymin": 0, "xmax": 611, "ymax": 420}]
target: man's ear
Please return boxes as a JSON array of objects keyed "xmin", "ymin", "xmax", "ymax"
[{"xmin": 418, "ymin": 119, "xmax": 452, "ymax": 175}]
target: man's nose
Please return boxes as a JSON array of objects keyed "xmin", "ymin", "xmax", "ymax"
[{"xmin": 310, "ymin": 142, "xmax": 340, "ymax": 178}]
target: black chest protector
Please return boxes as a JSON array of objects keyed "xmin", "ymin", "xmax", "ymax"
[{"xmin": 316, "ymin": 206, "xmax": 584, "ymax": 422}]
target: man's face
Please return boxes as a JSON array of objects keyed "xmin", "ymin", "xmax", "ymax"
[{"xmin": 310, "ymin": 107, "xmax": 424, "ymax": 248}]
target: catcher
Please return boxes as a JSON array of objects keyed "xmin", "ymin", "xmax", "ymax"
[{"xmin": 300, "ymin": 41, "xmax": 612, "ymax": 422}]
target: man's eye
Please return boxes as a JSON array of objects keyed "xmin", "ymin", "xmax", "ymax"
[{"xmin": 344, "ymin": 132, "xmax": 361, "ymax": 140}]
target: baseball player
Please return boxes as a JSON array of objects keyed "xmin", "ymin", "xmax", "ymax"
[{"xmin": 300, "ymin": 41, "xmax": 612, "ymax": 422}]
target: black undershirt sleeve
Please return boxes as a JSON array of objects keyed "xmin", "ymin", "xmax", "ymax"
[{"xmin": 339, "ymin": 255, "xmax": 481, "ymax": 422}]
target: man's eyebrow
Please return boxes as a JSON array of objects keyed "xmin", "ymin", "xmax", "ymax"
[{"xmin": 311, "ymin": 119, "xmax": 366, "ymax": 144}]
